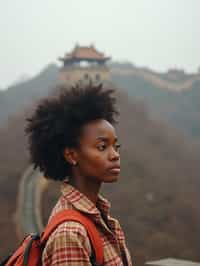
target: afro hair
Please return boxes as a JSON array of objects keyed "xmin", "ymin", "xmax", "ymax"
[{"xmin": 25, "ymin": 83, "xmax": 119, "ymax": 181}]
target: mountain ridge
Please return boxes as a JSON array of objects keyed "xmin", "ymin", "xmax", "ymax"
[{"xmin": 1, "ymin": 62, "xmax": 200, "ymax": 138}]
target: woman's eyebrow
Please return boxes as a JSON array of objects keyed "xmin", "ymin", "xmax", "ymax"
[{"xmin": 96, "ymin": 136, "xmax": 118, "ymax": 142}]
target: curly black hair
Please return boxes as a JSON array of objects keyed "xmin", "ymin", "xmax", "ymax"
[{"xmin": 25, "ymin": 83, "xmax": 119, "ymax": 181}]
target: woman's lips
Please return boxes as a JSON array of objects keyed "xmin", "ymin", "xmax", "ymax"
[{"xmin": 108, "ymin": 167, "xmax": 120, "ymax": 174}]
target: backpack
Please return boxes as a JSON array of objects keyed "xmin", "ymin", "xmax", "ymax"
[{"xmin": 1, "ymin": 209, "xmax": 103, "ymax": 266}]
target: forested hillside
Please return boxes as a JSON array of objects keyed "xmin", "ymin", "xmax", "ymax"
[
  {"xmin": 1, "ymin": 83, "xmax": 200, "ymax": 265},
  {"xmin": 0, "ymin": 64, "xmax": 59, "ymax": 126}
]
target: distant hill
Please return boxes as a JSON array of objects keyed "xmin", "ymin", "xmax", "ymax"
[
  {"xmin": 1, "ymin": 62, "xmax": 200, "ymax": 138},
  {"xmin": 0, "ymin": 64, "xmax": 59, "ymax": 127},
  {"xmin": 111, "ymin": 70, "xmax": 200, "ymax": 138}
]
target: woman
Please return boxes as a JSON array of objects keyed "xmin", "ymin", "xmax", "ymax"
[{"xmin": 25, "ymin": 84, "xmax": 132, "ymax": 265}]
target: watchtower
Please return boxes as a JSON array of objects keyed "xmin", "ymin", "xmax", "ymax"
[{"xmin": 58, "ymin": 44, "xmax": 111, "ymax": 85}]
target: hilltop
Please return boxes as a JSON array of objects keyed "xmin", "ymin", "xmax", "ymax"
[{"xmin": 110, "ymin": 62, "xmax": 200, "ymax": 91}]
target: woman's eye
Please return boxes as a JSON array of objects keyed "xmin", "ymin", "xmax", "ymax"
[
  {"xmin": 97, "ymin": 144, "xmax": 106, "ymax": 151},
  {"xmin": 114, "ymin": 143, "xmax": 121, "ymax": 151}
]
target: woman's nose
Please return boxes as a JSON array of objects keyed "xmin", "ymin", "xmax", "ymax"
[{"xmin": 109, "ymin": 147, "xmax": 120, "ymax": 161}]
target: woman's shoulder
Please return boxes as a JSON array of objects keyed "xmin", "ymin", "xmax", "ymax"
[
  {"xmin": 42, "ymin": 220, "xmax": 92, "ymax": 262},
  {"xmin": 44, "ymin": 194, "xmax": 92, "ymax": 252},
  {"xmin": 48, "ymin": 220, "xmax": 90, "ymax": 242},
  {"xmin": 42, "ymin": 220, "xmax": 92, "ymax": 265}
]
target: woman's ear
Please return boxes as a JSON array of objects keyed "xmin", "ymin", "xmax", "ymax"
[{"xmin": 63, "ymin": 147, "xmax": 78, "ymax": 166}]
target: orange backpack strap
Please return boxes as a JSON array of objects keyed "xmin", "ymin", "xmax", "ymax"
[{"xmin": 41, "ymin": 209, "xmax": 103, "ymax": 265}]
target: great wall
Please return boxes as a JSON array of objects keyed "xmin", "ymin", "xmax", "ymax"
[{"xmin": 111, "ymin": 67, "xmax": 200, "ymax": 91}]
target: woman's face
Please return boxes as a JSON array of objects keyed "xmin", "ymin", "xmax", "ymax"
[{"xmin": 73, "ymin": 119, "xmax": 121, "ymax": 183}]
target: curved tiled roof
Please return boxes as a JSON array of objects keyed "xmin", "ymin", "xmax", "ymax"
[{"xmin": 59, "ymin": 45, "xmax": 111, "ymax": 61}]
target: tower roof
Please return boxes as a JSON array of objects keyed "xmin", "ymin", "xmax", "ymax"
[{"xmin": 59, "ymin": 45, "xmax": 111, "ymax": 61}]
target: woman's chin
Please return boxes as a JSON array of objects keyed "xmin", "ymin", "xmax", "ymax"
[{"xmin": 103, "ymin": 174, "xmax": 120, "ymax": 183}]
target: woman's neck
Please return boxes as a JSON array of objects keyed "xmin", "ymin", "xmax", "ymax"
[{"xmin": 69, "ymin": 174, "xmax": 101, "ymax": 205}]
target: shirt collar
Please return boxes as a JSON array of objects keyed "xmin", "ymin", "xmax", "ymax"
[{"xmin": 61, "ymin": 181, "xmax": 111, "ymax": 217}]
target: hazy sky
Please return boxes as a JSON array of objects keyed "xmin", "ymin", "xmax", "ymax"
[{"xmin": 0, "ymin": 0, "xmax": 199, "ymax": 89}]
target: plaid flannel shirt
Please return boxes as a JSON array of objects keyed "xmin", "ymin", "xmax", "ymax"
[{"xmin": 42, "ymin": 182, "xmax": 132, "ymax": 266}]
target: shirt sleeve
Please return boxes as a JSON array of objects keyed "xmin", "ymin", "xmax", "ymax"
[{"xmin": 42, "ymin": 221, "xmax": 92, "ymax": 266}]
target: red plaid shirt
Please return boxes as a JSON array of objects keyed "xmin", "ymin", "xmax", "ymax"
[{"xmin": 42, "ymin": 182, "xmax": 132, "ymax": 265}]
